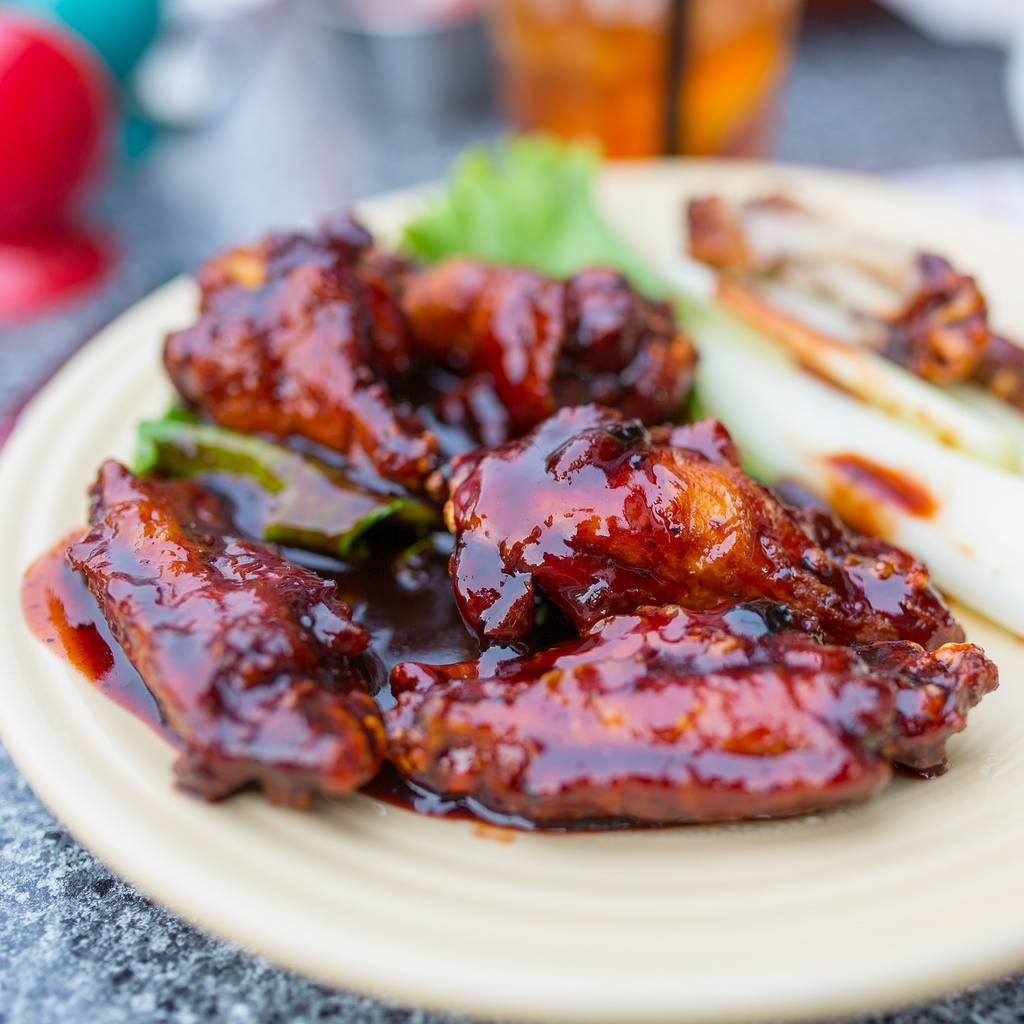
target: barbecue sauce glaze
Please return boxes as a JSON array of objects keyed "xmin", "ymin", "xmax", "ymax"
[
  {"xmin": 21, "ymin": 530, "xmax": 581, "ymax": 828},
  {"xmin": 22, "ymin": 449, "xmax": 944, "ymax": 831}
]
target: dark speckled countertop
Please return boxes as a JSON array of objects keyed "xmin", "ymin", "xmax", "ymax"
[{"xmin": 2, "ymin": 6, "xmax": 1024, "ymax": 1023}]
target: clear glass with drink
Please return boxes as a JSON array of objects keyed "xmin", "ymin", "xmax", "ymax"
[{"xmin": 491, "ymin": 0, "xmax": 803, "ymax": 158}]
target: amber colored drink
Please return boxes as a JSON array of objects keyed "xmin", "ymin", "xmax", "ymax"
[{"xmin": 491, "ymin": 0, "xmax": 803, "ymax": 158}]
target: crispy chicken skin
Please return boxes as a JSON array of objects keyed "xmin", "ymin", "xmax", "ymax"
[
  {"xmin": 402, "ymin": 258, "xmax": 697, "ymax": 440},
  {"xmin": 444, "ymin": 405, "xmax": 964, "ymax": 650},
  {"xmin": 164, "ymin": 215, "xmax": 439, "ymax": 488},
  {"xmin": 389, "ymin": 602, "xmax": 995, "ymax": 822},
  {"xmin": 881, "ymin": 252, "xmax": 990, "ymax": 385},
  {"xmin": 387, "ymin": 601, "xmax": 947, "ymax": 824},
  {"xmin": 67, "ymin": 461, "xmax": 386, "ymax": 806},
  {"xmin": 974, "ymin": 333, "xmax": 1024, "ymax": 409},
  {"xmin": 687, "ymin": 194, "xmax": 1024, "ymax": 398},
  {"xmin": 854, "ymin": 639, "xmax": 997, "ymax": 772},
  {"xmin": 687, "ymin": 194, "xmax": 752, "ymax": 273}
]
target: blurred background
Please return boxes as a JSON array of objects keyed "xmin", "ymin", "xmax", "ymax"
[
  {"xmin": 3, "ymin": 0, "xmax": 1024, "ymax": 1018},
  {"xmin": 1, "ymin": 0, "xmax": 1023, "ymax": 431}
]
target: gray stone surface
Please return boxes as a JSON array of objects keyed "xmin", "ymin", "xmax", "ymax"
[
  {"xmin": 2, "ymin": 6, "xmax": 1023, "ymax": 1023},
  {"xmin": 778, "ymin": 8, "xmax": 1020, "ymax": 171},
  {"xmin": 0, "ymin": 749, "xmax": 439, "ymax": 1024}
]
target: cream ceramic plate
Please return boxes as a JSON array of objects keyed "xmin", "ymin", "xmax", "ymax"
[{"xmin": 3, "ymin": 163, "xmax": 1024, "ymax": 1024}]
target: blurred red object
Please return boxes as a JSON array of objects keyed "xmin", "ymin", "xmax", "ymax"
[
  {"xmin": 0, "ymin": 10, "xmax": 115, "ymax": 321},
  {"xmin": 0, "ymin": 229, "xmax": 111, "ymax": 321},
  {"xmin": 0, "ymin": 10, "xmax": 112, "ymax": 233}
]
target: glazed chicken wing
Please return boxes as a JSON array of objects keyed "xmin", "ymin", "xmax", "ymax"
[
  {"xmin": 402, "ymin": 258, "xmax": 696, "ymax": 440},
  {"xmin": 67, "ymin": 461, "xmax": 386, "ymax": 806},
  {"xmin": 853, "ymin": 639, "xmax": 997, "ymax": 773},
  {"xmin": 688, "ymin": 194, "xmax": 1024, "ymax": 398},
  {"xmin": 164, "ymin": 215, "xmax": 439, "ymax": 488},
  {"xmin": 388, "ymin": 600, "xmax": 994, "ymax": 824},
  {"xmin": 444, "ymin": 405, "xmax": 963, "ymax": 649}
]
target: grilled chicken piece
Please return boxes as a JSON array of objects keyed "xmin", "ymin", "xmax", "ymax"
[
  {"xmin": 854, "ymin": 639, "xmax": 998, "ymax": 772},
  {"xmin": 402, "ymin": 258, "xmax": 696, "ymax": 441},
  {"xmin": 688, "ymin": 195, "xmax": 1024, "ymax": 398},
  {"xmin": 388, "ymin": 601, "xmax": 995, "ymax": 824},
  {"xmin": 444, "ymin": 405, "xmax": 964, "ymax": 649},
  {"xmin": 68, "ymin": 461, "xmax": 386, "ymax": 806},
  {"xmin": 974, "ymin": 332, "xmax": 1024, "ymax": 408},
  {"xmin": 164, "ymin": 215, "xmax": 439, "ymax": 489}
]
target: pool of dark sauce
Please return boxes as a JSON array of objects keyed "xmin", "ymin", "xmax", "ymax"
[
  {"xmin": 23, "ymin": 409, "xmax": 942, "ymax": 834},
  {"xmin": 22, "ymin": 537, "xmax": 175, "ymax": 745},
  {"xmin": 22, "ymin": 521, "xmax": 613, "ymax": 831}
]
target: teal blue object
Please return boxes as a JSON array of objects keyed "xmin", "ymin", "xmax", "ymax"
[
  {"xmin": 9, "ymin": 0, "xmax": 160, "ymax": 80},
  {"xmin": 123, "ymin": 113, "xmax": 155, "ymax": 161}
]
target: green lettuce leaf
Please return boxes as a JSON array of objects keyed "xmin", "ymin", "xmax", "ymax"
[
  {"xmin": 135, "ymin": 415, "xmax": 439, "ymax": 560},
  {"xmin": 400, "ymin": 135, "xmax": 667, "ymax": 298}
]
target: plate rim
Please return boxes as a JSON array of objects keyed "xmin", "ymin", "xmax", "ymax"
[{"xmin": 3, "ymin": 160, "xmax": 1024, "ymax": 1024}]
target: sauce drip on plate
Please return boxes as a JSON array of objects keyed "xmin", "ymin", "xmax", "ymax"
[
  {"xmin": 22, "ymin": 537, "xmax": 173, "ymax": 742},
  {"xmin": 22, "ymin": 532, "xmax": 579, "ymax": 829}
]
